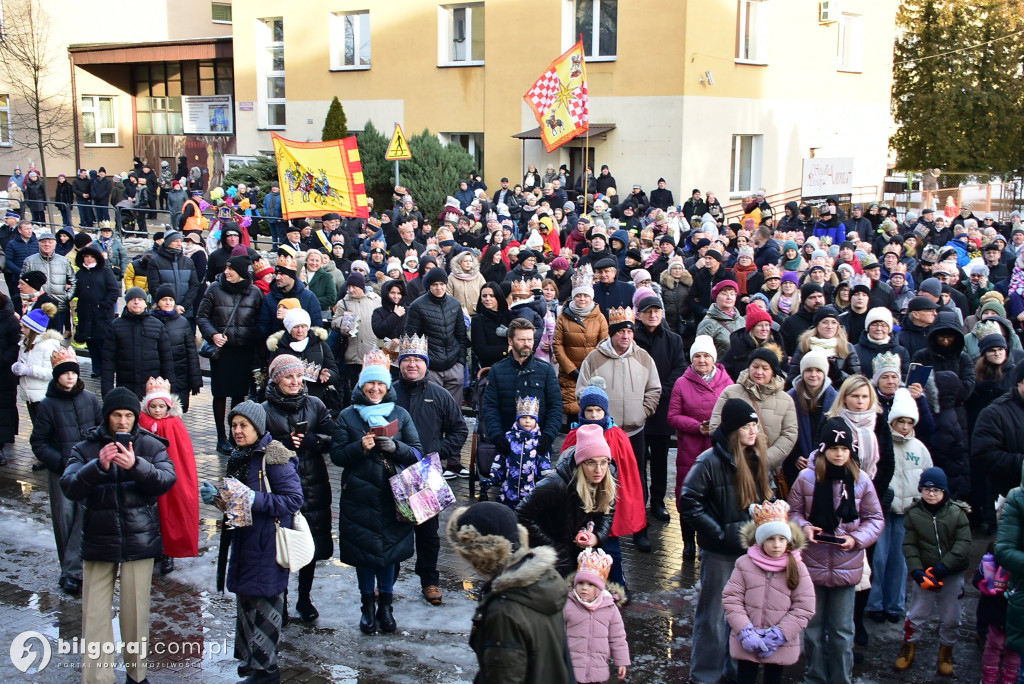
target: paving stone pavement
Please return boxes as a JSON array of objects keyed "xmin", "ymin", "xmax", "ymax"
[{"xmin": 0, "ymin": 359, "xmax": 991, "ymax": 683}]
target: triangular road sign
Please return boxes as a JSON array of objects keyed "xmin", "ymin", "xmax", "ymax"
[{"xmin": 385, "ymin": 124, "xmax": 412, "ymax": 161}]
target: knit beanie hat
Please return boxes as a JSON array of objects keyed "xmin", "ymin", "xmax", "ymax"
[
  {"xmin": 631, "ymin": 269, "xmax": 652, "ymax": 287},
  {"xmin": 812, "ymin": 305, "xmax": 841, "ymax": 327},
  {"xmin": 781, "ymin": 271, "xmax": 800, "ymax": 286},
  {"xmin": 744, "ymin": 305, "xmax": 773, "ymax": 333},
  {"xmin": 268, "ymin": 354, "xmax": 305, "ymax": 384},
  {"xmin": 73, "ymin": 232, "xmax": 93, "ymax": 250},
  {"xmin": 918, "ymin": 466, "xmax": 948, "ymax": 492},
  {"xmin": 346, "ymin": 271, "xmax": 366, "ymax": 291},
  {"xmin": 51, "ymin": 346, "xmax": 79, "ymax": 379},
  {"xmin": 19, "ymin": 270, "xmax": 46, "ymax": 291},
  {"xmin": 800, "ymin": 282, "xmax": 824, "ymax": 300},
  {"xmin": 283, "ymin": 308, "xmax": 311, "ymax": 333},
  {"xmin": 750, "ymin": 500, "xmax": 793, "ymax": 545},
  {"xmin": 818, "ymin": 416, "xmax": 854, "ymax": 452},
  {"xmin": 718, "ymin": 398, "xmax": 758, "ymax": 437},
  {"xmin": 163, "ymin": 231, "xmax": 183, "ymax": 246},
  {"xmin": 888, "ymin": 387, "xmax": 919, "ymax": 426},
  {"xmin": 228, "ymin": 400, "xmax": 267, "ymax": 435},
  {"xmin": 357, "ymin": 349, "xmax": 392, "ymax": 389},
  {"xmin": 747, "ymin": 346, "xmax": 781, "ymax": 376},
  {"xmin": 231, "ymin": 244, "xmax": 249, "ymax": 257},
  {"xmin": 578, "ymin": 376, "xmax": 610, "ymax": 422},
  {"xmin": 865, "ymin": 307, "xmax": 893, "ymax": 331},
  {"xmin": 551, "ymin": 256, "xmax": 570, "ymax": 271},
  {"xmin": 712, "ymin": 279, "xmax": 739, "ymax": 301},
  {"xmin": 575, "ymin": 548, "xmax": 613, "ymax": 591},
  {"xmin": 799, "ymin": 349, "xmax": 830, "ymax": 375},
  {"xmin": 22, "ymin": 308, "xmax": 51, "ymax": 334},
  {"xmin": 980, "ymin": 300, "xmax": 1007, "ymax": 318},
  {"xmin": 102, "ymin": 386, "xmax": 140, "ymax": 422},
  {"xmin": 424, "ymin": 266, "xmax": 448, "ymax": 289},
  {"xmin": 125, "ymin": 286, "xmax": 148, "ymax": 302},
  {"xmin": 574, "ymin": 423, "xmax": 611, "ymax": 465},
  {"xmin": 631, "ymin": 286, "xmax": 657, "ymax": 311},
  {"xmin": 154, "ymin": 284, "xmax": 177, "ymax": 303},
  {"xmin": 979, "ymin": 333, "xmax": 1008, "ymax": 354},
  {"xmin": 277, "ymin": 298, "xmax": 301, "ymax": 312},
  {"xmin": 690, "ymin": 334, "xmax": 717, "ymax": 362},
  {"xmin": 227, "ymin": 254, "xmax": 252, "ymax": 276},
  {"xmin": 1016, "ymin": 361, "xmax": 1024, "ymax": 386}
]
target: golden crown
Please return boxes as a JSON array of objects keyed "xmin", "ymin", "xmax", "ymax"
[
  {"xmin": 510, "ymin": 280, "xmax": 531, "ymax": 296},
  {"xmin": 640, "ymin": 227, "xmax": 654, "ymax": 241},
  {"xmin": 50, "ymin": 345, "xmax": 78, "ymax": 369},
  {"xmin": 750, "ymin": 499, "xmax": 790, "ymax": 529},
  {"xmin": 576, "ymin": 548, "xmax": 613, "ymax": 584},
  {"xmin": 370, "ymin": 239, "xmax": 387, "ymax": 252},
  {"xmin": 571, "ymin": 265, "xmax": 594, "ymax": 289},
  {"xmin": 145, "ymin": 376, "xmax": 172, "ymax": 395},
  {"xmin": 362, "ymin": 349, "xmax": 390, "ymax": 371},
  {"xmin": 367, "ymin": 217, "xmax": 381, "ymax": 228},
  {"xmin": 607, "ymin": 306, "xmax": 636, "ymax": 327},
  {"xmin": 761, "ymin": 264, "xmax": 781, "ymax": 280},
  {"xmin": 516, "ymin": 395, "xmax": 540, "ymax": 419},
  {"xmin": 526, "ymin": 277, "xmax": 543, "ymax": 291},
  {"xmin": 398, "ymin": 334, "xmax": 428, "ymax": 358},
  {"xmin": 276, "ymin": 253, "xmax": 297, "ymax": 270}
]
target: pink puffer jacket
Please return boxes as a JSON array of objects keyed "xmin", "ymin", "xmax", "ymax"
[
  {"xmin": 563, "ymin": 589, "xmax": 631, "ymax": 683},
  {"xmin": 722, "ymin": 524, "xmax": 816, "ymax": 665},
  {"xmin": 787, "ymin": 468, "xmax": 884, "ymax": 587},
  {"xmin": 666, "ymin": 364, "xmax": 733, "ymax": 493}
]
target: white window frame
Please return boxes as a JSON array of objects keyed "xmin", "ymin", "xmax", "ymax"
[
  {"xmin": 330, "ymin": 10, "xmax": 371, "ymax": 71},
  {"xmin": 211, "ymin": 2, "xmax": 232, "ymax": 24},
  {"xmin": 0, "ymin": 95, "xmax": 10, "ymax": 147},
  {"xmin": 80, "ymin": 95, "xmax": 118, "ymax": 146},
  {"xmin": 439, "ymin": 132, "xmax": 484, "ymax": 174},
  {"xmin": 837, "ymin": 12, "xmax": 864, "ymax": 72},
  {"xmin": 729, "ymin": 134, "xmax": 763, "ymax": 197},
  {"xmin": 256, "ymin": 17, "xmax": 286, "ymax": 130},
  {"xmin": 736, "ymin": 0, "xmax": 770, "ymax": 65},
  {"xmin": 573, "ymin": 0, "xmax": 617, "ymax": 61},
  {"xmin": 438, "ymin": 3, "xmax": 484, "ymax": 67}
]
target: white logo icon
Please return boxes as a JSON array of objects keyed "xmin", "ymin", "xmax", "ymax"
[{"xmin": 9, "ymin": 630, "xmax": 51, "ymax": 673}]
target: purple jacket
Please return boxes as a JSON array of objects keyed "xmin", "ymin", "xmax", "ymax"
[
  {"xmin": 563, "ymin": 589, "xmax": 630, "ymax": 683},
  {"xmin": 787, "ymin": 468, "xmax": 884, "ymax": 587},
  {"xmin": 666, "ymin": 364, "xmax": 733, "ymax": 492}
]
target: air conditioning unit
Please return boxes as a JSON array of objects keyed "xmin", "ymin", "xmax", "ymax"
[{"xmin": 819, "ymin": 0, "xmax": 841, "ymax": 24}]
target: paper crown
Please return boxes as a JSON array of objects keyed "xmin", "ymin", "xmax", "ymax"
[
  {"xmin": 145, "ymin": 376, "xmax": 172, "ymax": 395},
  {"xmin": 761, "ymin": 264, "xmax": 781, "ymax": 280},
  {"xmin": 849, "ymin": 274, "xmax": 871, "ymax": 290},
  {"xmin": 571, "ymin": 266, "xmax": 594, "ymax": 289},
  {"xmin": 576, "ymin": 548, "xmax": 613, "ymax": 584},
  {"xmin": 526, "ymin": 277, "xmax": 543, "ymax": 291},
  {"xmin": 362, "ymin": 349, "xmax": 391, "ymax": 372},
  {"xmin": 510, "ymin": 279, "xmax": 532, "ymax": 296},
  {"xmin": 367, "ymin": 217, "xmax": 382, "ymax": 228},
  {"xmin": 301, "ymin": 359, "xmax": 323, "ymax": 382},
  {"xmin": 370, "ymin": 239, "xmax": 387, "ymax": 252},
  {"xmin": 871, "ymin": 351, "xmax": 902, "ymax": 376},
  {"xmin": 607, "ymin": 306, "xmax": 636, "ymax": 327},
  {"xmin": 398, "ymin": 333, "xmax": 428, "ymax": 358},
  {"xmin": 516, "ymin": 395, "xmax": 540, "ymax": 419},
  {"xmin": 750, "ymin": 499, "xmax": 790, "ymax": 530},
  {"xmin": 640, "ymin": 227, "xmax": 654, "ymax": 241},
  {"xmin": 276, "ymin": 253, "xmax": 297, "ymax": 271},
  {"xmin": 50, "ymin": 345, "xmax": 78, "ymax": 369},
  {"xmin": 890, "ymin": 262, "xmax": 908, "ymax": 274}
]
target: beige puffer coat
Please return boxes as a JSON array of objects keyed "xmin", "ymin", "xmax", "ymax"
[
  {"xmin": 332, "ymin": 289, "xmax": 381, "ymax": 364},
  {"xmin": 447, "ymin": 253, "xmax": 486, "ymax": 315},
  {"xmin": 553, "ymin": 305, "xmax": 608, "ymax": 416},
  {"xmin": 710, "ymin": 370, "xmax": 798, "ymax": 472},
  {"xmin": 576, "ymin": 338, "xmax": 661, "ymax": 434}
]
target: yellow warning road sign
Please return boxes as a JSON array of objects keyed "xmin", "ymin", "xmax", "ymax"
[{"xmin": 385, "ymin": 124, "xmax": 412, "ymax": 161}]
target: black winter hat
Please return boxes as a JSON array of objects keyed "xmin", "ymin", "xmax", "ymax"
[
  {"xmin": 918, "ymin": 466, "xmax": 948, "ymax": 492},
  {"xmin": 227, "ymin": 254, "xmax": 252, "ymax": 276},
  {"xmin": 453, "ymin": 502, "xmax": 522, "ymax": 552},
  {"xmin": 719, "ymin": 398, "xmax": 759, "ymax": 437},
  {"xmin": 154, "ymin": 284, "xmax": 176, "ymax": 303},
  {"xmin": 102, "ymin": 387, "xmax": 140, "ymax": 422},
  {"xmin": 424, "ymin": 266, "xmax": 448, "ymax": 289},
  {"xmin": 813, "ymin": 305, "xmax": 841, "ymax": 327},
  {"xmin": 818, "ymin": 416, "xmax": 854, "ymax": 452},
  {"xmin": 19, "ymin": 270, "xmax": 46, "ymax": 291},
  {"xmin": 979, "ymin": 333, "xmax": 1008, "ymax": 354},
  {"xmin": 800, "ymin": 282, "xmax": 824, "ymax": 300},
  {"xmin": 747, "ymin": 346, "xmax": 781, "ymax": 376},
  {"xmin": 74, "ymin": 232, "xmax": 93, "ymax": 250}
]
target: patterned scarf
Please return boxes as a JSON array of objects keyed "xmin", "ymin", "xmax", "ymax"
[{"xmin": 840, "ymin": 408, "xmax": 878, "ymax": 479}]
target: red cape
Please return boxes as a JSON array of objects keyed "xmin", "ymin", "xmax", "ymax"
[
  {"xmin": 140, "ymin": 413, "xmax": 200, "ymax": 558},
  {"xmin": 562, "ymin": 425, "xmax": 647, "ymax": 537}
]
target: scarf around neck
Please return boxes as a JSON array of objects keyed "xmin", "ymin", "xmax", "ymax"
[
  {"xmin": 809, "ymin": 336, "xmax": 839, "ymax": 354},
  {"xmin": 748, "ymin": 543, "xmax": 800, "ymax": 572},
  {"xmin": 840, "ymin": 408, "xmax": 878, "ymax": 479},
  {"xmin": 355, "ymin": 400, "xmax": 395, "ymax": 427},
  {"xmin": 568, "ymin": 300, "xmax": 597, "ymax": 318},
  {"xmin": 809, "ymin": 462, "xmax": 859, "ymax": 532}
]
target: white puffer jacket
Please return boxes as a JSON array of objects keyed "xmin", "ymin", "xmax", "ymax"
[
  {"xmin": 890, "ymin": 430, "xmax": 933, "ymax": 514},
  {"xmin": 16, "ymin": 330, "xmax": 63, "ymax": 403}
]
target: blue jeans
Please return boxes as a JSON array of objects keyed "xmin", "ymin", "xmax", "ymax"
[
  {"xmin": 803, "ymin": 584, "xmax": 856, "ymax": 684},
  {"xmin": 689, "ymin": 550, "xmax": 738, "ymax": 684},
  {"xmin": 268, "ymin": 221, "xmax": 285, "ymax": 248},
  {"xmin": 356, "ymin": 565, "xmax": 396, "ymax": 594},
  {"xmin": 866, "ymin": 512, "xmax": 906, "ymax": 615},
  {"xmin": 604, "ymin": 536, "xmax": 627, "ymax": 589}
]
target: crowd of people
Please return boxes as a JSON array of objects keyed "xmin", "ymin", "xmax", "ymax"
[{"xmin": 5, "ymin": 159, "xmax": 1024, "ymax": 684}]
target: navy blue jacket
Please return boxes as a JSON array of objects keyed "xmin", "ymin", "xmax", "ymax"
[
  {"xmin": 482, "ymin": 353, "xmax": 562, "ymax": 448},
  {"xmin": 258, "ymin": 278, "xmax": 323, "ymax": 338},
  {"xmin": 4, "ymin": 234, "xmax": 38, "ymax": 275},
  {"xmin": 593, "ymin": 279, "xmax": 635, "ymax": 320}
]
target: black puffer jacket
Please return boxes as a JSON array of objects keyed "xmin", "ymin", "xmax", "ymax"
[
  {"xmin": 974, "ymin": 388, "xmax": 1024, "ymax": 497},
  {"xmin": 854, "ymin": 331, "xmax": 911, "ymax": 382},
  {"xmin": 393, "ymin": 376, "xmax": 469, "ymax": 465},
  {"xmin": 60, "ymin": 424, "xmax": 176, "ymax": 562},
  {"xmin": 147, "ymin": 244, "xmax": 199, "ymax": 313},
  {"xmin": 404, "ymin": 292, "xmax": 469, "ymax": 372},
  {"xmin": 721, "ymin": 328, "xmax": 785, "ymax": 381},
  {"xmin": 196, "ymin": 277, "xmax": 263, "ymax": 347},
  {"xmin": 101, "ymin": 308, "xmax": 175, "ymax": 398},
  {"xmin": 515, "ymin": 454, "xmax": 614, "ymax": 576},
  {"xmin": 660, "ymin": 268, "xmax": 693, "ymax": 338},
  {"xmin": 678, "ymin": 430, "xmax": 760, "ymax": 558},
  {"xmin": 262, "ymin": 385, "xmax": 335, "ymax": 561},
  {"xmin": 73, "ymin": 249, "xmax": 119, "ymax": 344},
  {"xmin": 29, "ymin": 380, "xmax": 102, "ymax": 472},
  {"xmin": 330, "ymin": 387, "xmax": 422, "ymax": 568},
  {"xmin": 152, "ymin": 308, "xmax": 202, "ymax": 396},
  {"xmin": 930, "ymin": 370, "xmax": 971, "ymax": 500}
]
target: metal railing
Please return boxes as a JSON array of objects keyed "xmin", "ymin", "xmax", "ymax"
[{"xmin": 720, "ymin": 185, "xmax": 881, "ymax": 224}]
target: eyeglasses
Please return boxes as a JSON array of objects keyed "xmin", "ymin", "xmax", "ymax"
[
  {"xmin": 581, "ymin": 459, "xmax": 610, "ymax": 470},
  {"xmin": 920, "ymin": 487, "xmax": 943, "ymax": 495}
]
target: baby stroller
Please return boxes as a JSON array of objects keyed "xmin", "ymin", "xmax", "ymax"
[
  {"xmin": 469, "ymin": 367, "xmax": 498, "ymax": 500},
  {"xmin": 115, "ymin": 199, "xmax": 137, "ymax": 234}
]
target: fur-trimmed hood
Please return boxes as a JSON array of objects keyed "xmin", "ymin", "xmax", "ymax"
[
  {"xmin": 660, "ymin": 264, "xmax": 693, "ymax": 289},
  {"xmin": 24, "ymin": 328, "xmax": 63, "ymax": 349},
  {"xmin": 266, "ymin": 325, "xmax": 329, "ymax": 351},
  {"xmin": 739, "ymin": 519, "xmax": 807, "ymax": 551},
  {"xmin": 565, "ymin": 571, "xmax": 628, "ymax": 608},
  {"xmin": 261, "ymin": 438, "xmax": 296, "ymax": 465},
  {"xmin": 141, "ymin": 391, "xmax": 183, "ymax": 418},
  {"xmin": 447, "ymin": 504, "xmax": 533, "ymax": 579},
  {"xmin": 491, "ymin": 545, "xmax": 560, "ymax": 595}
]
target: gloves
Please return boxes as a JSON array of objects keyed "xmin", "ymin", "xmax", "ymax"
[
  {"xmin": 199, "ymin": 481, "xmax": 217, "ymax": 505},
  {"xmin": 739, "ymin": 624, "xmax": 767, "ymax": 655},
  {"xmin": 911, "ymin": 569, "xmax": 927, "ymax": 586},
  {"xmin": 918, "ymin": 568, "xmax": 943, "ymax": 591},
  {"xmin": 191, "ymin": 387, "xmax": 202, "ymax": 396},
  {"xmin": 495, "ymin": 325, "xmax": 508, "ymax": 338},
  {"xmin": 11, "ymin": 360, "xmax": 28, "ymax": 376},
  {"xmin": 375, "ymin": 436, "xmax": 397, "ymax": 453},
  {"xmin": 929, "ymin": 563, "xmax": 949, "ymax": 580},
  {"xmin": 537, "ymin": 434, "xmax": 554, "ymax": 456},
  {"xmin": 759, "ymin": 626, "xmax": 786, "ymax": 657},
  {"xmin": 300, "ymin": 431, "xmax": 320, "ymax": 450},
  {"xmin": 494, "ymin": 435, "xmax": 512, "ymax": 456},
  {"xmin": 569, "ymin": 369, "xmax": 579, "ymax": 381}
]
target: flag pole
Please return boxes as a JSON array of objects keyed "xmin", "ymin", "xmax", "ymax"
[{"xmin": 580, "ymin": 35, "xmax": 589, "ymax": 216}]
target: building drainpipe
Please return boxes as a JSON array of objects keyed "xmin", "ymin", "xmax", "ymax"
[{"xmin": 68, "ymin": 52, "xmax": 81, "ymax": 172}]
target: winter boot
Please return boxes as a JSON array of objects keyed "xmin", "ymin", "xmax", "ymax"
[
  {"xmin": 894, "ymin": 641, "xmax": 916, "ymax": 670},
  {"xmin": 937, "ymin": 644, "xmax": 954, "ymax": 676},
  {"xmin": 359, "ymin": 593, "xmax": 377, "ymax": 634},
  {"xmin": 376, "ymin": 592, "xmax": 397, "ymax": 633}
]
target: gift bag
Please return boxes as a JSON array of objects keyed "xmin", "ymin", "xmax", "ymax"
[{"xmin": 389, "ymin": 452, "xmax": 457, "ymax": 524}]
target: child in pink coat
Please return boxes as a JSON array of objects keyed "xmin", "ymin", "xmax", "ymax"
[
  {"xmin": 723, "ymin": 500, "xmax": 816, "ymax": 684},
  {"xmin": 563, "ymin": 548, "xmax": 630, "ymax": 684}
]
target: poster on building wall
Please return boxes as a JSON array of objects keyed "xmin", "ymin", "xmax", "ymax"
[
  {"xmin": 801, "ymin": 157, "xmax": 854, "ymax": 199},
  {"xmin": 182, "ymin": 95, "xmax": 234, "ymax": 135}
]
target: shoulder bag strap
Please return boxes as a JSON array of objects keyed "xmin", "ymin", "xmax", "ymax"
[{"xmin": 221, "ymin": 295, "xmax": 243, "ymax": 334}]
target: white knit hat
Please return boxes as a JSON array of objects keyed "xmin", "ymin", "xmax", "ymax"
[
  {"xmin": 888, "ymin": 387, "xmax": 919, "ymax": 426},
  {"xmin": 690, "ymin": 334, "xmax": 717, "ymax": 363},
  {"xmin": 283, "ymin": 308, "xmax": 312, "ymax": 333},
  {"xmin": 799, "ymin": 349, "xmax": 830, "ymax": 375},
  {"xmin": 865, "ymin": 307, "xmax": 894, "ymax": 330}
]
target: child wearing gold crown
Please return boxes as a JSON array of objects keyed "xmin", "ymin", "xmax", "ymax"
[
  {"xmin": 722, "ymin": 499, "xmax": 815, "ymax": 684},
  {"xmin": 140, "ymin": 376, "xmax": 199, "ymax": 573},
  {"xmin": 486, "ymin": 395, "xmax": 551, "ymax": 508},
  {"xmin": 564, "ymin": 548, "xmax": 630, "ymax": 683}
]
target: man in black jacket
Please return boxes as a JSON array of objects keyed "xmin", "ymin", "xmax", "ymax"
[
  {"xmin": 780, "ymin": 282, "xmax": 826, "ymax": 356},
  {"xmin": 393, "ymin": 334, "xmax": 469, "ymax": 605},
  {"xmin": 404, "ymin": 267, "xmax": 470, "ymax": 407},
  {"xmin": 91, "ymin": 167, "xmax": 113, "ymax": 223},
  {"xmin": 102, "ymin": 288, "xmax": 175, "ymax": 397},
  {"xmin": 61, "ymin": 387, "xmax": 176, "ymax": 684},
  {"xmin": 973, "ymin": 365, "xmax": 1024, "ymax": 497},
  {"xmin": 72, "ymin": 168, "xmax": 94, "ymax": 227},
  {"xmin": 146, "ymin": 231, "xmax": 199, "ymax": 319},
  {"xmin": 649, "ymin": 178, "xmax": 674, "ymax": 211}
]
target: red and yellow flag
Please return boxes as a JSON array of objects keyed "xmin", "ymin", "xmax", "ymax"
[
  {"xmin": 272, "ymin": 133, "xmax": 369, "ymax": 220},
  {"xmin": 523, "ymin": 40, "xmax": 589, "ymax": 153}
]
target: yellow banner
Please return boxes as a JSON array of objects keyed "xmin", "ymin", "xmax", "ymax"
[
  {"xmin": 272, "ymin": 134, "xmax": 369, "ymax": 219},
  {"xmin": 523, "ymin": 40, "xmax": 589, "ymax": 152}
]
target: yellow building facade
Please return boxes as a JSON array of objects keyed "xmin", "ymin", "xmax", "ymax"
[{"xmin": 232, "ymin": 0, "xmax": 898, "ymax": 201}]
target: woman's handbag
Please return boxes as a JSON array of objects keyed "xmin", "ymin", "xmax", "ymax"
[
  {"xmin": 261, "ymin": 454, "xmax": 315, "ymax": 571},
  {"xmin": 200, "ymin": 296, "xmax": 243, "ymax": 359}
]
